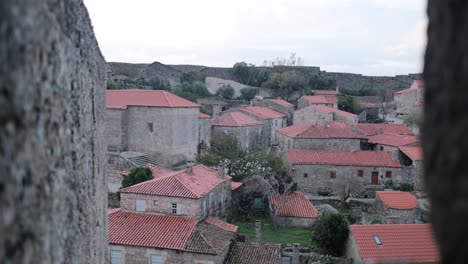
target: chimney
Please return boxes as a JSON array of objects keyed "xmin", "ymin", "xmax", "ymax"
[
  {"xmin": 255, "ymin": 220, "xmax": 261, "ymax": 242},
  {"xmin": 319, "ymin": 118, "xmax": 326, "ymax": 128},
  {"xmin": 336, "ymin": 86, "xmax": 340, "ymax": 94},
  {"xmin": 217, "ymin": 163, "xmax": 225, "ymax": 179},
  {"xmin": 292, "ymin": 243, "xmax": 300, "ymax": 264},
  {"xmin": 186, "ymin": 161, "xmax": 194, "ymax": 174}
]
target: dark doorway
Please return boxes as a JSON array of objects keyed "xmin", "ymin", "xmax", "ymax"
[{"xmin": 371, "ymin": 171, "xmax": 379, "ymax": 185}]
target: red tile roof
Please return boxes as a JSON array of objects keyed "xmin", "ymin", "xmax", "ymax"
[
  {"xmin": 121, "ymin": 164, "xmax": 172, "ymax": 178},
  {"xmin": 120, "ymin": 165, "xmax": 231, "ymax": 198},
  {"xmin": 277, "ymin": 121, "xmax": 362, "ymax": 139},
  {"xmin": 205, "ymin": 216, "xmax": 238, "ymax": 232},
  {"xmin": 240, "ymin": 107, "xmax": 286, "ymax": 120},
  {"xmin": 270, "ymin": 192, "xmax": 319, "ymax": 218},
  {"xmin": 199, "ymin": 113, "xmax": 211, "ymax": 119},
  {"xmin": 368, "ymin": 133, "xmax": 418, "ymax": 147},
  {"xmin": 212, "ymin": 112, "xmax": 262, "ymax": 127},
  {"xmin": 311, "ymin": 105, "xmax": 357, "ymax": 118},
  {"xmin": 356, "ymin": 124, "xmax": 414, "ymax": 136},
  {"xmin": 288, "ymin": 150, "xmax": 400, "ymax": 168},
  {"xmin": 225, "ymin": 242, "xmax": 282, "ymax": 264},
  {"xmin": 302, "ymin": 95, "xmax": 331, "ymax": 104},
  {"xmin": 350, "ymin": 224, "xmax": 439, "ymax": 263},
  {"xmin": 231, "ymin": 181, "xmax": 243, "ymax": 190},
  {"xmin": 107, "ymin": 89, "xmax": 200, "ymax": 109},
  {"xmin": 108, "ymin": 209, "xmax": 197, "ymax": 250},
  {"xmin": 314, "ymin": 90, "xmax": 338, "ymax": 96},
  {"xmin": 399, "ymin": 146, "xmax": 423, "ymax": 161},
  {"xmin": 266, "ymin": 99, "xmax": 294, "ymax": 108},
  {"xmin": 413, "ymin": 80, "xmax": 425, "ymax": 87},
  {"xmin": 376, "ymin": 191, "xmax": 418, "ymax": 209},
  {"xmin": 394, "ymin": 88, "xmax": 415, "ymax": 95}
]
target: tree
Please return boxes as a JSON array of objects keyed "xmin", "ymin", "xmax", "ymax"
[
  {"xmin": 240, "ymin": 87, "xmax": 257, "ymax": 100},
  {"xmin": 403, "ymin": 110, "xmax": 422, "ymax": 128},
  {"xmin": 107, "ymin": 80, "xmax": 118, "ymax": 89},
  {"xmin": 233, "ymin": 62, "xmax": 258, "ymax": 85},
  {"xmin": 261, "ymin": 71, "xmax": 308, "ymax": 98},
  {"xmin": 337, "ymin": 94, "xmax": 359, "ymax": 114},
  {"xmin": 174, "ymin": 81, "xmax": 212, "ymax": 102},
  {"xmin": 122, "ymin": 167, "xmax": 153, "ymax": 188},
  {"xmin": 216, "ymin": 84, "xmax": 235, "ymax": 100},
  {"xmin": 307, "ymin": 74, "xmax": 337, "ymax": 90},
  {"xmin": 180, "ymin": 71, "xmax": 206, "ymax": 84},
  {"xmin": 312, "ymin": 213, "xmax": 349, "ymax": 256}
]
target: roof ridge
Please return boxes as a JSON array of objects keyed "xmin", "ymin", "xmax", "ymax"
[
  {"xmin": 162, "ymin": 90, "xmax": 172, "ymax": 107},
  {"xmin": 196, "ymin": 223, "xmax": 220, "ymax": 254},
  {"xmin": 173, "ymin": 172, "xmax": 203, "ymax": 198}
]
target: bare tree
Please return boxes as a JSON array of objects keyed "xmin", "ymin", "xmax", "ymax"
[{"xmin": 263, "ymin": 52, "xmax": 305, "ymax": 67}]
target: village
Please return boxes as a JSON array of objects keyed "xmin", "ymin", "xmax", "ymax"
[{"xmin": 105, "ymin": 74, "xmax": 437, "ymax": 264}]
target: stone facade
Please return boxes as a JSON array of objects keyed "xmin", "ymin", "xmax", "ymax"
[
  {"xmin": 237, "ymin": 111, "xmax": 286, "ymax": 146},
  {"xmin": 0, "ymin": 0, "xmax": 107, "ymax": 263},
  {"xmin": 289, "ymin": 164, "xmax": 400, "ymax": 196},
  {"xmin": 297, "ymin": 96, "xmax": 335, "ymax": 109},
  {"xmin": 255, "ymin": 99, "xmax": 295, "ymax": 125},
  {"xmin": 212, "ymin": 125, "xmax": 262, "ymax": 150},
  {"xmin": 394, "ymin": 81, "xmax": 424, "ymax": 115},
  {"xmin": 293, "ymin": 105, "xmax": 358, "ymax": 126},
  {"xmin": 276, "ymin": 133, "xmax": 361, "ymax": 153},
  {"xmin": 373, "ymin": 197, "xmax": 421, "ymax": 224},
  {"xmin": 120, "ymin": 179, "xmax": 232, "ymax": 219},
  {"xmin": 199, "ymin": 117, "xmax": 212, "ymax": 150},
  {"xmin": 106, "ymin": 106, "xmax": 200, "ymax": 166},
  {"xmin": 109, "ymin": 243, "xmax": 230, "ymax": 264}
]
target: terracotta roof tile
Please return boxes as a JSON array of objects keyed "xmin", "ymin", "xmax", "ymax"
[
  {"xmin": 302, "ymin": 95, "xmax": 330, "ymax": 104},
  {"xmin": 240, "ymin": 107, "xmax": 286, "ymax": 120},
  {"xmin": 368, "ymin": 133, "xmax": 418, "ymax": 147},
  {"xmin": 270, "ymin": 192, "xmax": 319, "ymax": 218},
  {"xmin": 184, "ymin": 222, "xmax": 235, "ymax": 255},
  {"xmin": 310, "ymin": 105, "xmax": 357, "ymax": 117},
  {"xmin": 288, "ymin": 150, "xmax": 400, "ymax": 167},
  {"xmin": 277, "ymin": 121, "xmax": 362, "ymax": 139},
  {"xmin": 205, "ymin": 216, "xmax": 238, "ymax": 232},
  {"xmin": 399, "ymin": 146, "xmax": 422, "ymax": 161},
  {"xmin": 212, "ymin": 112, "xmax": 262, "ymax": 127},
  {"xmin": 351, "ymin": 224, "xmax": 439, "ymax": 263},
  {"xmin": 376, "ymin": 191, "xmax": 418, "ymax": 209},
  {"xmin": 394, "ymin": 88, "xmax": 415, "ymax": 95},
  {"xmin": 225, "ymin": 242, "xmax": 282, "ymax": 264},
  {"xmin": 120, "ymin": 165, "xmax": 231, "ymax": 198},
  {"xmin": 231, "ymin": 181, "xmax": 243, "ymax": 190},
  {"xmin": 108, "ymin": 209, "xmax": 197, "ymax": 250},
  {"xmin": 199, "ymin": 113, "xmax": 211, "ymax": 119},
  {"xmin": 266, "ymin": 99, "xmax": 294, "ymax": 108},
  {"xmin": 107, "ymin": 89, "xmax": 200, "ymax": 109},
  {"xmin": 356, "ymin": 124, "xmax": 414, "ymax": 136}
]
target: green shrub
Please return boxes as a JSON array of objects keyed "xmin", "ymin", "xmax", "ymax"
[
  {"xmin": 312, "ymin": 213, "xmax": 349, "ymax": 256},
  {"xmin": 217, "ymin": 84, "xmax": 235, "ymax": 100},
  {"xmin": 122, "ymin": 167, "xmax": 153, "ymax": 188},
  {"xmin": 399, "ymin": 183, "xmax": 415, "ymax": 192},
  {"xmin": 240, "ymin": 87, "xmax": 258, "ymax": 100},
  {"xmin": 371, "ymin": 218, "xmax": 383, "ymax": 224}
]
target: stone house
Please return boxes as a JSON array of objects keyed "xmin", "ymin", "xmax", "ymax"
[
  {"xmin": 225, "ymin": 242, "xmax": 282, "ymax": 264},
  {"xmin": 254, "ymin": 98, "xmax": 295, "ymax": 125},
  {"xmin": 345, "ymin": 224, "xmax": 439, "ymax": 264},
  {"xmin": 313, "ymin": 89, "xmax": 338, "ymax": 98},
  {"xmin": 293, "ymin": 105, "xmax": 358, "ymax": 126},
  {"xmin": 297, "ymin": 95, "xmax": 337, "ymax": 109},
  {"xmin": 394, "ymin": 80, "xmax": 424, "ymax": 115},
  {"xmin": 275, "ymin": 121, "xmax": 364, "ymax": 153},
  {"xmin": 197, "ymin": 98, "xmax": 228, "ymax": 117},
  {"xmin": 269, "ymin": 192, "xmax": 319, "ymax": 227},
  {"xmin": 211, "ymin": 112, "xmax": 263, "ymax": 150},
  {"xmin": 357, "ymin": 102, "xmax": 380, "ymax": 122},
  {"xmin": 367, "ymin": 133, "xmax": 418, "ymax": 158},
  {"xmin": 356, "ymin": 124, "xmax": 414, "ymax": 137},
  {"xmin": 237, "ymin": 106, "xmax": 287, "ymax": 146},
  {"xmin": 106, "ymin": 89, "xmax": 201, "ymax": 165},
  {"xmin": 120, "ymin": 164, "xmax": 234, "ymax": 220},
  {"xmin": 399, "ymin": 146, "xmax": 424, "ymax": 190},
  {"xmin": 108, "ymin": 209, "xmax": 237, "ymax": 264},
  {"xmin": 373, "ymin": 191, "xmax": 420, "ymax": 224},
  {"xmin": 286, "ymin": 150, "xmax": 401, "ymax": 197},
  {"xmin": 198, "ymin": 113, "xmax": 212, "ymax": 151}
]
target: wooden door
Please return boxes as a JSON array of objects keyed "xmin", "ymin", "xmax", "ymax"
[{"xmin": 371, "ymin": 171, "xmax": 379, "ymax": 185}]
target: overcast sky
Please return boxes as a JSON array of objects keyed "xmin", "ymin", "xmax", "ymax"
[{"xmin": 84, "ymin": 0, "xmax": 427, "ymax": 76}]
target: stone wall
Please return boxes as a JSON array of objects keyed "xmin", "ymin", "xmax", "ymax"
[
  {"xmin": 109, "ymin": 244, "xmax": 229, "ymax": 264},
  {"xmin": 274, "ymin": 216, "xmax": 316, "ymax": 228},
  {"xmin": 199, "ymin": 118, "xmax": 212, "ymax": 150},
  {"xmin": 344, "ymin": 234, "xmax": 364, "ymax": 264},
  {"xmin": 255, "ymin": 100, "xmax": 295, "ymax": 125},
  {"xmin": 297, "ymin": 97, "xmax": 335, "ymax": 109},
  {"xmin": 276, "ymin": 133, "xmax": 362, "ymax": 153},
  {"xmin": 294, "ymin": 106, "xmax": 334, "ymax": 125},
  {"xmin": 373, "ymin": 197, "xmax": 421, "ymax": 224},
  {"xmin": 0, "ymin": 0, "xmax": 107, "ymax": 262},
  {"xmin": 212, "ymin": 125, "xmax": 263, "ymax": 150},
  {"xmin": 290, "ymin": 164, "xmax": 400, "ymax": 196},
  {"xmin": 120, "ymin": 179, "xmax": 232, "ymax": 219}
]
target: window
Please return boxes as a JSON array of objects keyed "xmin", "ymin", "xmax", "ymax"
[
  {"xmin": 330, "ymin": 171, "xmax": 336, "ymax": 179},
  {"xmin": 357, "ymin": 170, "xmax": 363, "ymax": 177},
  {"xmin": 110, "ymin": 250, "xmax": 122, "ymax": 264},
  {"xmin": 153, "ymin": 200, "xmax": 158, "ymax": 206},
  {"xmin": 385, "ymin": 171, "xmax": 392, "ymax": 178},
  {"xmin": 380, "ymin": 146, "xmax": 384, "ymax": 151},
  {"xmin": 151, "ymin": 254, "xmax": 163, "ymax": 264},
  {"xmin": 171, "ymin": 203, "xmax": 181, "ymax": 214},
  {"xmin": 303, "ymin": 173, "xmax": 308, "ymax": 178},
  {"xmin": 148, "ymin": 122, "xmax": 153, "ymax": 132},
  {"xmin": 135, "ymin": 200, "xmax": 146, "ymax": 212}
]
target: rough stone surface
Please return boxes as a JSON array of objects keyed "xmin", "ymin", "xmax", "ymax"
[
  {"xmin": 424, "ymin": 1, "xmax": 468, "ymax": 263},
  {"xmin": 0, "ymin": 0, "xmax": 107, "ymax": 263}
]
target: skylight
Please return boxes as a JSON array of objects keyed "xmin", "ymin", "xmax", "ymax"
[{"xmin": 374, "ymin": 235, "xmax": 383, "ymax": 246}]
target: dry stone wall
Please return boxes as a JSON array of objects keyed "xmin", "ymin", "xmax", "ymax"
[{"xmin": 0, "ymin": 0, "xmax": 107, "ymax": 263}]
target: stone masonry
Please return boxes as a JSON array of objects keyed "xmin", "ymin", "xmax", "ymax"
[{"xmin": 0, "ymin": 1, "xmax": 107, "ymax": 263}]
